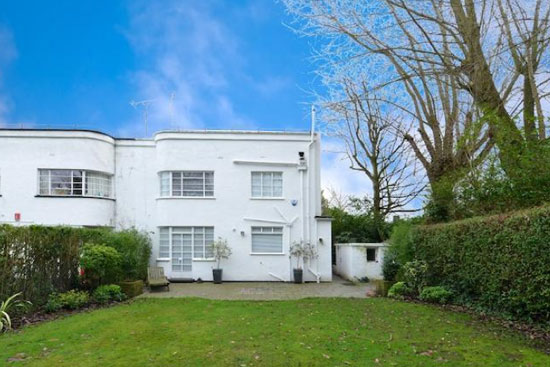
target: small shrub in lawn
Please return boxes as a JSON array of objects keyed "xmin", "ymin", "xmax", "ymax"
[
  {"xmin": 387, "ymin": 282, "xmax": 413, "ymax": 299},
  {"xmin": 45, "ymin": 290, "xmax": 89, "ymax": 312},
  {"xmin": 92, "ymin": 285, "xmax": 126, "ymax": 304},
  {"xmin": 419, "ymin": 286, "xmax": 454, "ymax": 304}
]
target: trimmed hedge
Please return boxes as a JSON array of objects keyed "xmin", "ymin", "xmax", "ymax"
[
  {"xmin": 118, "ymin": 280, "xmax": 144, "ymax": 298},
  {"xmin": 0, "ymin": 225, "xmax": 151, "ymax": 306},
  {"xmin": 413, "ymin": 206, "xmax": 550, "ymax": 322}
]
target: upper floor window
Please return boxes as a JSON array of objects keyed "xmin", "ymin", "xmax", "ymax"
[
  {"xmin": 251, "ymin": 172, "xmax": 283, "ymax": 198},
  {"xmin": 160, "ymin": 171, "xmax": 214, "ymax": 197},
  {"xmin": 38, "ymin": 169, "xmax": 112, "ymax": 198}
]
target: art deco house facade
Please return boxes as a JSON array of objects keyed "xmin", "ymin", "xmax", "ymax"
[{"xmin": 0, "ymin": 129, "xmax": 332, "ymax": 282}]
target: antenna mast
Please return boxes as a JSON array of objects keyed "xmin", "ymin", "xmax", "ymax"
[{"xmin": 130, "ymin": 99, "xmax": 155, "ymax": 137}]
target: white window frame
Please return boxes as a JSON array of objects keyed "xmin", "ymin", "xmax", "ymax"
[
  {"xmin": 251, "ymin": 171, "xmax": 283, "ymax": 199},
  {"xmin": 159, "ymin": 171, "xmax": 214, "ymax": 198},
  {"xmin": 158, "ymin": 226, "xmax": 215, "ymax": 261},
  {"xmin": 250, "ymin": 226, "xmax": 284, "ymax": 255},
  {"xmin": 37, "ymin": 169, "xmax": 113, "ymax": 198}
]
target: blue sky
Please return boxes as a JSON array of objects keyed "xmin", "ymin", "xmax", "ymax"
[{"xmin": 0, "ymin": 0, "xmax": 368, "ymax": 197}]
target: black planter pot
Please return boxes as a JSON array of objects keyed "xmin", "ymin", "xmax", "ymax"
[
  {"xmin": 293, "ymin": 268, "xmax": 303, "ymax": 284},
  {"xmin": 213, "ymin": 268, "xmax": 223, "ymax": 284}
]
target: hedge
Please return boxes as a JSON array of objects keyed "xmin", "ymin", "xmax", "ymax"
[
  {"xmin": 413, "ymin": 206, "xmax": 550, "ymax": 323},
  {"xmin": 0, "ymin": 225, "xmax": 151, "ymax": 306}
]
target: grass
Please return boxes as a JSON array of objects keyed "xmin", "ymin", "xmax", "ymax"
[{"xmin": 0, "ymin": 298, "xmax": 548, "ymax": 366}]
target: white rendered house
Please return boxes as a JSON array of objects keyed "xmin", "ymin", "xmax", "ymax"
[{"xmin": 0, "ymin": 128, "xmax": 332, "ymax": 282}]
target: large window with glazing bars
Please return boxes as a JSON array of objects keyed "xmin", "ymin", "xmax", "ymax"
[
  {"xmin": 38, "ymin": 169, "xmax": 113, "ymax": 198},
  {"xmin": 251, "ymin": 172, "xmax": 283, "ymax": 198},
  {"xmin": 158, "ymin": 226, "xmax": 215, "ymax": 266},
  {"xmin": 159, "ymin": 171, "xmax": 214, "ymax": 197}
]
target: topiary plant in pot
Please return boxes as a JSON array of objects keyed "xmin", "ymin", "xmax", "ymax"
[
  {"xmin": 290, "ymin": 241, "xmax": 317, "ymax": 283},
  {"xmin": 212, "ymin": 238, "xmax": 232, "ymax": 284}
]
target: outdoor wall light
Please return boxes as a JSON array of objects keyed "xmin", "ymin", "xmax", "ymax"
[{"xmin": 240, "ymin": 230, "xmax": 246, "ymax": 237}]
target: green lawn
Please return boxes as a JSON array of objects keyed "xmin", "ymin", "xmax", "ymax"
[{"xmin": 0, "ymin": 298, "xmax": 548, "ymax": 366}]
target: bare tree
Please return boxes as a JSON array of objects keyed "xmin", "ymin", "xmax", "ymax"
[
  {"xmin": 324, "ymin": 79, "xmax": 424, "ymax": 229},
  {"xmin": 322, "ymin": 186, "xmax": 351, "ymax": 212},
  {"xmin": 284, "ymin": 0, "xmax": 549, "ymax": 217}
]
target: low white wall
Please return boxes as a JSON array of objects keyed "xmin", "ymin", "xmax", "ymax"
[{"xmin": 334, "ymin": 243, "xmax": 387, "ymax": 281}]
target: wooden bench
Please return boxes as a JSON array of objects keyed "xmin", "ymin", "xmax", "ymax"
[{"xmin": 147, "ymin": 266, "xmax": 170, "ymax": 291}]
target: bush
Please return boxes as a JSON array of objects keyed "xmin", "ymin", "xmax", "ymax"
[
  {"xmin": 326, "ymin": 206, "xmax": 389, "ymax": 243},
  {"xmin": 118, "ymin": 280, "xmax": 144, "ymax": 298},
  {"xmin": 382, "ymin": 250, "xmax": 400, "ymax": 281},
  {"xmin": 402, "ymin": 260, "xmax": 428, "ymax": 295},
  {"xmin": 44, "ymin": 294, "xmax": 63, "ymax": 313},
  {"xmin": 0, "ymin": 225, "xmax": 151, "ymax": 307},
  {"xmin": 382, "ymin": 220, "xmax": 417, "ymax": 281},
  {"xmin": 97, "ymin": 229, "xmax": 152, "ymax": 281},
  {"xmin": 1, "ymin": 293, "xmax": 31, "ymax": 332},
  {"xmin": 413, "ymin": 205, "xmax": 550, "ymax": 322},
  {"xmin": 92, "ymin": 285, "xmax": 126, "ymax": 304},
  {"xmin": 419, "ymin": 286, "xmax": 453, "ymax": 304},
  {"xmin": 387, "ymin": 282, "xmax": 413, "ymax": 299},
  {"xmin": 45, "ymin": 290, "xmax": 89, "ymax": 312},
  {"xmin": 80, "ymin": 244, "xmax": 122, "ymax": 288}
]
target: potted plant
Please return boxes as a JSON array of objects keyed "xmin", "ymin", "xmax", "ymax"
[
  {"xmin": 212, "ymin": 238, "xmax": 232, "ymax": 284},
  {"xmin": 290, "ymin": 241, "xmax": 319, "ymax": 284}
]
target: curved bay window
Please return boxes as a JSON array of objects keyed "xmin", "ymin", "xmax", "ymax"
[{"xmin": 38, "ymin": 169, "xmax": 113, "ymax": 198}]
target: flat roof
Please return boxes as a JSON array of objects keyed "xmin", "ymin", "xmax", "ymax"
[{"xmin": 0, "ymin": 127, "xmax": 313, "ymax": 140}]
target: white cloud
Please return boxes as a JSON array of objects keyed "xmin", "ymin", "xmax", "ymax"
[
  {"xmin": 253, "ymin": 75, "xmax": 292, "ymax": 97},
  {"xmin": 120, "ymin": 0, "xmax": 253, "ymax": 137},
  {"xmin": 0, "ymin": 25, "xmax": 17, "ymax": 126}
]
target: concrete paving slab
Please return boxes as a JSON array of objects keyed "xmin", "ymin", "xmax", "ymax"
[{"xmin": 141, "ymin": 275, "xmax": 374, "ymax": 300}]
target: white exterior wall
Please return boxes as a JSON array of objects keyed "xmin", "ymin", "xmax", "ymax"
[
  {"xmin": 334, "ymin": 243, "xmax": 387, "ymax": 281},
  {"xmin": 0, "ymin": 130, "xmax": 115, "ymax": 226},
  {"xmin": 0, "ymin": 129, "xmax": 332, "ymax": 282}
]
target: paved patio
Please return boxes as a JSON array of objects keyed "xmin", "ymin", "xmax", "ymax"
[{"xmin": 141, "ymin": 275, "xmax": 374, "ymax": 300}]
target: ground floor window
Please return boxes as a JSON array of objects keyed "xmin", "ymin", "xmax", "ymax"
[
  {"xmin": 159, "ymin": 227, "xmax": 214, "ymax": 272},
  {"xmin": 251, "ymin": 226, "xmax": 283, "ymax": 254}
]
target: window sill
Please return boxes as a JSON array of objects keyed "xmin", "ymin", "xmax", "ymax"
[
  {"xmin": 250, "ymin": 252, "xmax": 286, "ymax": 256},
  {"xmin": 156, "ymin": 197, "xmax": 216, "ymax": 200},
  {"xmin": 156, "ymin": 258, "xmax": 170, "ymax": 262},
  {"xmin": 34, "ymin": 195, "xmax": 115, "ymax": 201},
  {"xmin": 193, "ymin": 258, "xmax": 216, "ymax": 262},
  {"xmin": 250, "ymin": 197, "xmax": 285, "ymax": 201}
]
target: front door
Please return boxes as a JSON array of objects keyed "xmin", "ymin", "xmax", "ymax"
[{"xmin": 171, "ymin": 232, "xmax": 192, "ymax": 279}]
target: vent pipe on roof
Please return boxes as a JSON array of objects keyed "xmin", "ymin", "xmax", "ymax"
[{"xmin": 310, "ymin": 105, "xmax": 316, "ymax": 142}]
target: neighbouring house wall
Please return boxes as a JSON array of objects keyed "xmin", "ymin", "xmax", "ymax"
[
  {"xmin": 334, "ymin": 243, "xmax": 386, "ymax": 281},
  {"xmin": 0, "ymin": 129, "xmax": 332, "ymax": 282},
  {"xmin": 0, "ymin": 130, "xmax": 115, "ymax": 227}
]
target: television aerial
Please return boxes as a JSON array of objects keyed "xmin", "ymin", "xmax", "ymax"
[{"xmin": 129, "ymin": 99, "xmax": 155, "ymax": 137}]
